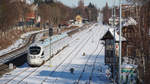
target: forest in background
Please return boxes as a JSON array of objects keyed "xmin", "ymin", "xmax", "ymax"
[{"xmin": 0, "ymin": 0, "xmax": 98, "ymax": 50}]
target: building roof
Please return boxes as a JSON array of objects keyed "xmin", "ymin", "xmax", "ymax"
[
  {"xmin": 101, "ymin": 28, "xmax": 126, "ymax": 42},
  {"xmin": 123, "ymin": 17, "xmax": 137, "ymax": 26},
  {"xmin": 26, "ymin": 11, "xmax": 35, "ymax": 20}
]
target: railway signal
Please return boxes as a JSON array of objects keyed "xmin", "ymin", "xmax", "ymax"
[{"xmin": 49, "ymin": 27, "xmax": 53, "ymax": 37}]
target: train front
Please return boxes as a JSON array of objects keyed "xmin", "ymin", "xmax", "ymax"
[{"xmin": 27, "ymin": 45, "xmax": 44, "ymax": 66}]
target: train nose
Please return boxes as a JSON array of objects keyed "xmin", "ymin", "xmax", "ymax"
[{"xmin": 27, "ymin": 55, "xmax": 43, "ymax": 66}]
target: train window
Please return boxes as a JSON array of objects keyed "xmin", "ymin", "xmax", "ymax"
[{"xmin": 29, "ymin": 46, "xmax": 41, "ymax": 55}]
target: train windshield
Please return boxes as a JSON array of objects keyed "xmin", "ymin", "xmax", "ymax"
[{"xmin": 29, "ymin": 46, "xmax": 41, "ymax": 55}]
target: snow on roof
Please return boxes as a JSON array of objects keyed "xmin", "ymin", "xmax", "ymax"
[
  {"xmin": 29, "ymin": 41, "xmax": 48, "ymax": 50},
  {"xmin": 29, "ymin": 32, "xmax": 68, "ymax": 49},
  {"xmin": 109, "ymin": 28, "xmax": 126, "ymax": 41},
  {"xmin": 123, "ymin": 17, "xmax": 137, "ymax": 26},
  {"xmin": 122, "ymin": 64, "xmax": 133, "ymax": 69},
  {"xmin": 121, "ymin": 64, "xmax": 137, "ymax": 69}
]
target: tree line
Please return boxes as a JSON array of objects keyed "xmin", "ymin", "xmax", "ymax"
[
  {"xmin": 0, "ymin": 0, "xmax": 30, "ymax": 32},
  {"xmin": 0, "ymin": 0, "xmax": 98, "ymax": 32},
  {"xmin": 36, "ymin": 0, "xmax": 98, "ymax": 26},
  {"xmin": 0, "ymin": 0, "xmax": 98, "ymax": 50}
]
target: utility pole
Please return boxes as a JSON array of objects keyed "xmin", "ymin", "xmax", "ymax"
[
  {"xmin": 49, "ymin": 26, "xmax": 53, "ymax": 58},
  {"xmin": 119, "ymin": 0, "xmax": 122, "ymax": 84},
  {"xmin": 113, "ymin": 0, "xmax": 116, "ymax": 84}
]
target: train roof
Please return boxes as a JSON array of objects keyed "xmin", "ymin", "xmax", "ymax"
[
  {"xmin": 29, "ymin": 41, "xmax": 50, "ymax": 48},
  {"xmin": 29, "ymin": 32, "xmax": 68, "ymax": 49}
]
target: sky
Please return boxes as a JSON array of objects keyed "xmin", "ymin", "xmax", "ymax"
[
  {"xmin": 57, "ymin": 0, "xmax": 120, "ymax": 9},
  {"xmin": 26, "ymin": 0, "xmax": 121, "ymax": 9}
]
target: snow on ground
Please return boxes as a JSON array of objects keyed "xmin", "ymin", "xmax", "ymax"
[
  {"xmin": 20, "ymin": 29, "xmax": 48, "ymax": 39},
  {"xmin": 0, "ymin": 38, "xmax": 24, "ymax": 56},
  {"xmin": 0, "ymin": 29, "xmax": 48, "ymax": 56},
  {"xmin": 0, "ymin": 23, "xmax": 112, "ymax": 84}
]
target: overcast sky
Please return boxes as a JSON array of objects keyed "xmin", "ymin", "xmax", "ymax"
[{"xmin": 57, "ymin": 0, "xmax": 120, "ymax": 9}]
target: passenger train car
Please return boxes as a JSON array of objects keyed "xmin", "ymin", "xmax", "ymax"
[{"xmin": 27, "ymin": 42, "xmax": 50, "ymax": 66}]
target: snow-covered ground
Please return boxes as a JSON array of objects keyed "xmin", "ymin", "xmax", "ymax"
[
  {"xmin": 0, "ymin": 29, "xmax": 48, "ymax": 56},
  {"xmin": 0, "ymin": 23, "xmax": 112, "ymax": 84}
]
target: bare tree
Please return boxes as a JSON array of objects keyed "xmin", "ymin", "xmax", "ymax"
[
  {"xmin": 125, "ymin": 0, "xmax": 150, "ymax": 83},
  {"xmin": 101, "ymin": 3, "xmax": 112, "ymax": 24}
]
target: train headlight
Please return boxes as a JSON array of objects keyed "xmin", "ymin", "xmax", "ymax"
[{"xmin": 31, "ymin": 56, "xmax": 36, "ymax": 59}]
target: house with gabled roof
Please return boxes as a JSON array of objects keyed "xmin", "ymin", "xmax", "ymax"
[{"xmin": 122, "ymin": 17, "xmax": 137, "ymax": 58}]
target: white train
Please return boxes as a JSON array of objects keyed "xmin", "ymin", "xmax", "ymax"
[
  {"xmin": 27, "ymin": 32, "xmax": 68, "ymax": 66},
  {"xmin": 27, "ymin": 42, "xmax": 50, "ymax": 66}
]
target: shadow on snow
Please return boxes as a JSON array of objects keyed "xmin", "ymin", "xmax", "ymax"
[{"xmin": 37, "ymin": 54, "xmax": 111, "ymax": 83}]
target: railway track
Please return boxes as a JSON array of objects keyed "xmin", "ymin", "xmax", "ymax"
[
  {"xmin": 74, "ymin": 40, "xmax": 102, "ymax": 84},
  {"xmin": 40, "ymin": 24, "xmax": 99, "ymax": 84},
  {"xmin": 4, "ymin": 43, "xmax": 69, "ymax": 84},
  {"xmin": 88, "ymin": 47, "xmax": 104, "ymax": 84},
  {"xmin": 0, "ymin": 34, "xmax": 36, "ymax": 60},
  {"xmin": 0, "ymin": 34, "xmax": 37, "ymax": 76},
  {"xmin": 0, "ymin": 29, "xmax": 58, "ymax": 76},
  {"xmin": 16, "ymin": 26, "xmax": 91, "ymax": 84},
  {"xmin": 40, "ymin": 26, "xmax": 94, "ymax": 84},
  {"xmin": 4, "ymin": 67, "xmax": 30, "ymax": 84},
  {"xmin": 4, "ymin": 24, "xmax": 94, "ymax": 84},
  {"xmin": 49, "ymin": 28, "xmax": 95, "ymax": 84},
  {"xmin": 0, "ymin": 24, "xmax": 91, "ymax": 66},
  {"xmin": 72, "ymin": 25, "xmax": 104, "ymax": 84}
]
